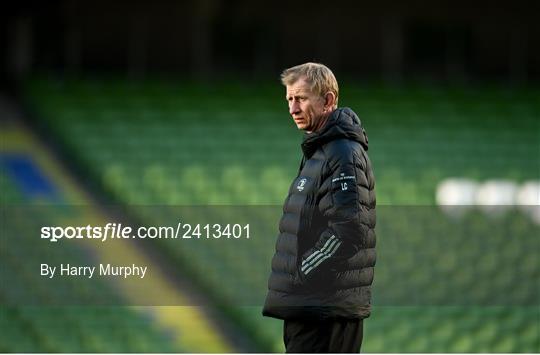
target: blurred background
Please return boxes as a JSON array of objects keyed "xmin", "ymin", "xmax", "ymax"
[{"xmin": 1, "ymin": 0, "xmax": 539, "ymax": 353}]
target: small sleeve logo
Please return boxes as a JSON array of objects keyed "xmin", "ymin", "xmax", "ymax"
[{"xmin": 332, "ymin": 173, "xmax": 355, "ymax": 183}]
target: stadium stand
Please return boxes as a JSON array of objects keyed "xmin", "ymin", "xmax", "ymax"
[{"xmin": 10, "ymin": 79, "xmax": 540, "ymax": 352}]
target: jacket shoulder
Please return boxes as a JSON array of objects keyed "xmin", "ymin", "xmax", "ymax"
[{"xmin": 322, "ymin": 139, "xmax": 363, "ymax": 167}]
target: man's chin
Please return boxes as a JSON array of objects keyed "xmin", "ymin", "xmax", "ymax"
[{"xmin": 295, "ymin": 123, "xmax": 309, "ymax": 130}]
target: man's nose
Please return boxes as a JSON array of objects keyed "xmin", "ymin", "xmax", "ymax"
[{"xmin": 289, "ymin": 101, "xmax": 300, "ymax": 115}]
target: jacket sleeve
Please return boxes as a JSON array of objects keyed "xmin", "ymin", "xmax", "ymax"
[{"xmin": 299, "ymin": 144, "xmax": 368, "ymax": 280}]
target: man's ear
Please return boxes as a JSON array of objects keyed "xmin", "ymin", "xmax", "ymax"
[{"xmin": 324, "ymin": 92, "xmax": 337, "ymax": 109}]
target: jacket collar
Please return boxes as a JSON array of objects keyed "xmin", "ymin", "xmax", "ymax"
[{"xmin": 301, "ymin": 107, "xmax": 369, "ymax": 158}]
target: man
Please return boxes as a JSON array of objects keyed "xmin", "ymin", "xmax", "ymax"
[{"xmin": 262, "ymin": 63, "xmax": 376, "ymax": 353}]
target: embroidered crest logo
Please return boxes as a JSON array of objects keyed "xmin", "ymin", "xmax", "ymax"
[{"xmin": 297, "ymin": 178, "xmax": 307, "ymax": 192}]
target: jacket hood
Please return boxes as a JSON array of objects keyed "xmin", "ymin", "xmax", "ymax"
[{"xmin": 301, "ymin": 107, "xmax": 369, "ymax": 158}]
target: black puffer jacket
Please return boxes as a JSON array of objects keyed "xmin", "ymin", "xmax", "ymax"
[{"xmin": 263, "ymin": 107, "xmax": 376, "ymax": 320}]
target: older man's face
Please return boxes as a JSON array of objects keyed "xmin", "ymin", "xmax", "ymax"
[{"xmin": 286, "ymin": 78, "xmax": 326, "ymax": 132}]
